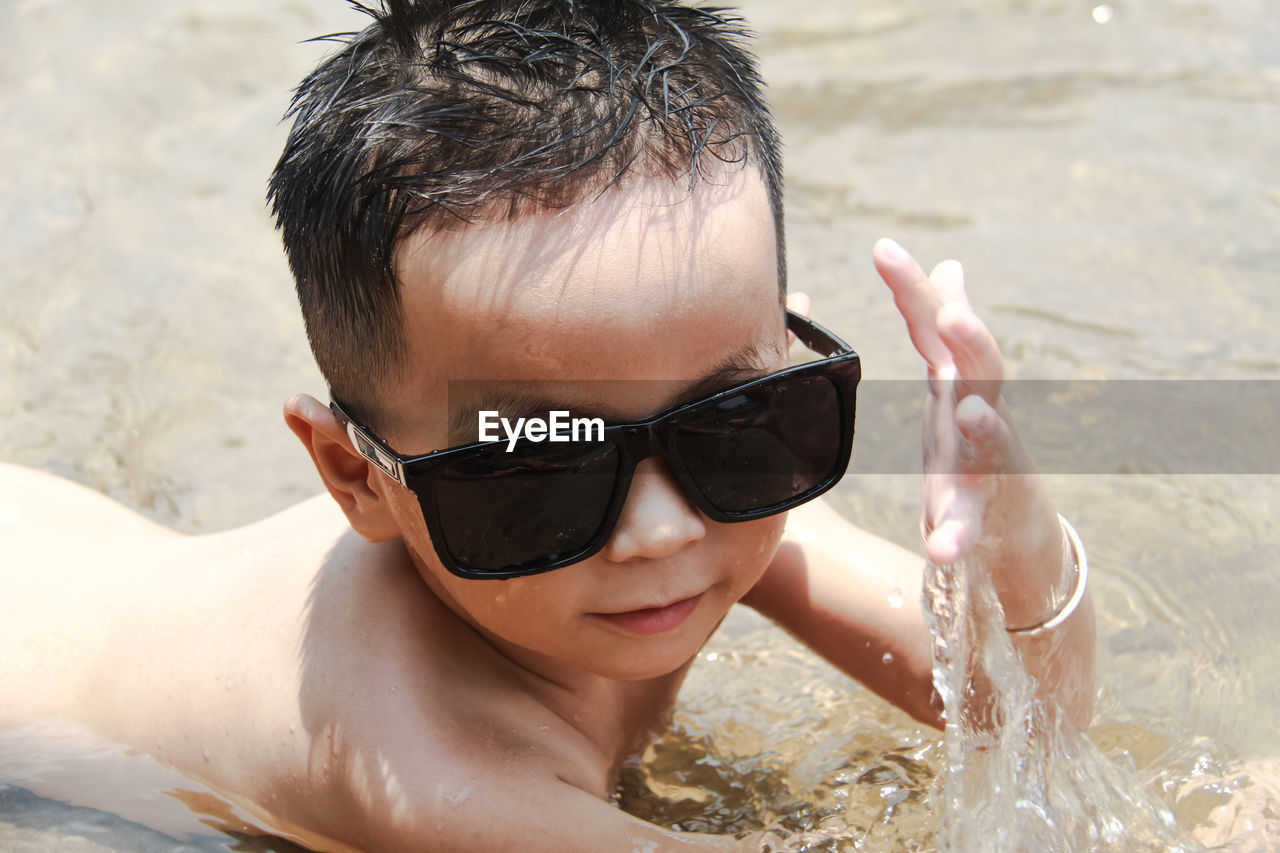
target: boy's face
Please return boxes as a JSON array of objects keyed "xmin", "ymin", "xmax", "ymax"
[{"xmin": 371, "ymin": 166, "xmax": 788, "ymax": 681}]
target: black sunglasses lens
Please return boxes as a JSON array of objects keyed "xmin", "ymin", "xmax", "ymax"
[
  {"xmin": 431, "ymin": 442, "xmax": 621, "ymax": 573},
  {"xmin": 675, "ymin": 374, "xmax": 844, "ymax": 513}
]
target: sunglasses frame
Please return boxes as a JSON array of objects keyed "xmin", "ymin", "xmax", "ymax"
[{"xmin": 331, "ymin": 310, "xmax": 860, "ymax": 579}]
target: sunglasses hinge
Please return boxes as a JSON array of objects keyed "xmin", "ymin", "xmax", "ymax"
[{"xmin": 346, "ymin": 421, "xmax": 408, "ymax": 486}]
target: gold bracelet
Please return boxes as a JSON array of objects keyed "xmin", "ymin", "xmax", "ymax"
[{"xmin": 1006, "ymin": 514, "xmax": 1088, "ymax": 637}]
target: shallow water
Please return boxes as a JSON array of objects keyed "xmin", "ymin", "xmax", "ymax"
[{"xmin": 2, "ymin": 0, "xmax": 1278, "ymax": 850}]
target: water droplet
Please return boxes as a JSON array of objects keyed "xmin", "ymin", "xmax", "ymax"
[
  {"xmin": 1092, "ymin": 5, "xmax": 1113, "ymax": 24},
  {"xmin": 882, "ymin": 652, "xmax": 894, "ymax": 665},
  {"xmin": 888, "ymin": 588, "xmax": 904, "ymax": 608},
  {"xmin": 446, "ymin": 779, "xmax": 478, "ymax": 804}
]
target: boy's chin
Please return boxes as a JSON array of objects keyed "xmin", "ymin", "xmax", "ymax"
[
  {"xmin": 579, "ymin": 630, "xmax": 713, "ymax": 683},
  {"xmin": 588, "ymin": 653, "xmax": 701, "ymax": 683}
]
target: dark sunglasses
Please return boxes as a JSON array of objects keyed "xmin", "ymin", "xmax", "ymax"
[{"xmin": 331, "ymin": 311, "xmax": 860, "ymax": 579}]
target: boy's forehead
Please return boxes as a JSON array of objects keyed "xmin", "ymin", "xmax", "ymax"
[
  {"xmin": 379, "ymin": 168, "xmax": 782, "ymax": 440},
  {"xmin": 396, "ymin": 168, "xmax": 776, "ymax": 319}
]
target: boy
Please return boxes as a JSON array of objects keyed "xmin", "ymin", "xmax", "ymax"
[{"xmin": 0, "ymin": 1, "xmax": 1093, "ymax": 850}]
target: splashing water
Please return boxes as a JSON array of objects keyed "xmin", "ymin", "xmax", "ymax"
[
  {"xmin": 923, "ymin": 554, "xmax": 1190, "ymax": 852},
  {"xmin": 922, "ymin": 369, "xmax": 1191, "ymax": 852}
]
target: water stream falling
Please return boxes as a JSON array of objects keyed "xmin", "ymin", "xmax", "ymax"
[
  {"xmin": 921, "ymin": 374, "xmax": 1192, "ymax": 853},
  {"xmin": 923, "ymin": 554, "xmax": 1189, "ymax": 852}
]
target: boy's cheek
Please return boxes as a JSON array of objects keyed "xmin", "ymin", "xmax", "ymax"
[
  {"xmin": 723, "ymin": 514, "xmax": 789, "ymax": 601},
  {"xmin": 378, "ymin": 481, "xmax": 461, "ymax": 591},
  {"xmin": 381, "ymin": 480, "xmax": 430, "ymax": 543}
]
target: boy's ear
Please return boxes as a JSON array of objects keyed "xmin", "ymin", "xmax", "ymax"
[
  {"xmin": 283, "ymin": 394, "xmax": 402, "ymax": 542},
  {"xmin": 785, "ymin": 291, "xmax": 811, "ymax": 349}
]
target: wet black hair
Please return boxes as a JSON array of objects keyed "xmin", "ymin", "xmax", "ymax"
[{"xmin": 267, "ymin": 0, "xmax": 783, "ymax": 422}]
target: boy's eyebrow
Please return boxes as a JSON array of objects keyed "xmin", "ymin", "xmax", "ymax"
[
  {"xmin": 446, "ymin": 339, "xmax": 777, "ymax": 443},
  {"xmin": 672, "ymin": 344, "xmax": 776, "ymax": 404},
  {"xmin": 447, "ymin": 389, "xmax": 583, "ymax": 440}
]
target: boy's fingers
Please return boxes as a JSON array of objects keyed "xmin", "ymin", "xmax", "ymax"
[
  {"xmin": 954, "ymin": 393, "xmax": 1012, "ymax": 472},
  {"xmin": 873, "ymin": 237, "xmax": 953, "ymax": 371},
  {"xmin": 924, "ymin": 494, "xmax": 985, "ymax": 564},
  {"xmin": 923, "ymin": 396, "xmax": 1017, "ymax": 562},
  {"xmin": 937, "ymin": 301, "xmax": 1003, "ymax": 405},
  {"xmin": 929, "ymin": 259, "xmax": 970, "ymax": 309},
  {"xmin": 785, "ymin": 291, "xmax": 811, "ymax": 317}
]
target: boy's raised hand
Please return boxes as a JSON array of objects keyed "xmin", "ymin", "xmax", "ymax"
[{"xmin": 871, "ymin": 238, "xmax": 1077, "ymax": 642}]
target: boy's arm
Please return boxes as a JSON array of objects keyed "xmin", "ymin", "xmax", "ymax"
[
  {"xmin": 741, "ymin": 497, "xmax": 1095, "ymax": 730},
  {"xmin": 743, "ymin": 241, "xmax": 1095, "ymax": 730},
  {"xmin": 740, "ymin": 498, "xmax": 939, "ymax": 725}
]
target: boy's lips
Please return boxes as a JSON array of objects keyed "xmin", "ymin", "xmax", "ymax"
[{"xmin": 592, "ymin": 593, "xmax": 704, "ymax": 636}]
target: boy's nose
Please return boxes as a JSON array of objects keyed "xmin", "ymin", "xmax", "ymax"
[{"xmin": 599, "ymin": 458, "xmax": 706, "ymax": 563}]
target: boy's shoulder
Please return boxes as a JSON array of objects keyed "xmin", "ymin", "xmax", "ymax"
[
  {"xmin": 0, "ymin": 464, "xmax": 694, "ymax": 847},
  {"xmin": 0, "ymin": 462, "xmax": 178, "ymax": 544}
]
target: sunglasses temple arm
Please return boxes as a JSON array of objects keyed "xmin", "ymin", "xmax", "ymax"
[
  {"xmin": 786, "ymin": 310, "xmax": 850, "ymax": 358},
  {"xmin": 330, "ymin": 400, "xmax": 409, "ymax": 486}
]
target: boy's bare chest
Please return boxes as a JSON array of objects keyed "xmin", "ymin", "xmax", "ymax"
[
  {"xmin": 437, "ymin": 657, "xmax": 695, "ymax": 801},
  {"xmin": 287, "ymin": 529, "xmax": 700, "ymax": 807}
]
